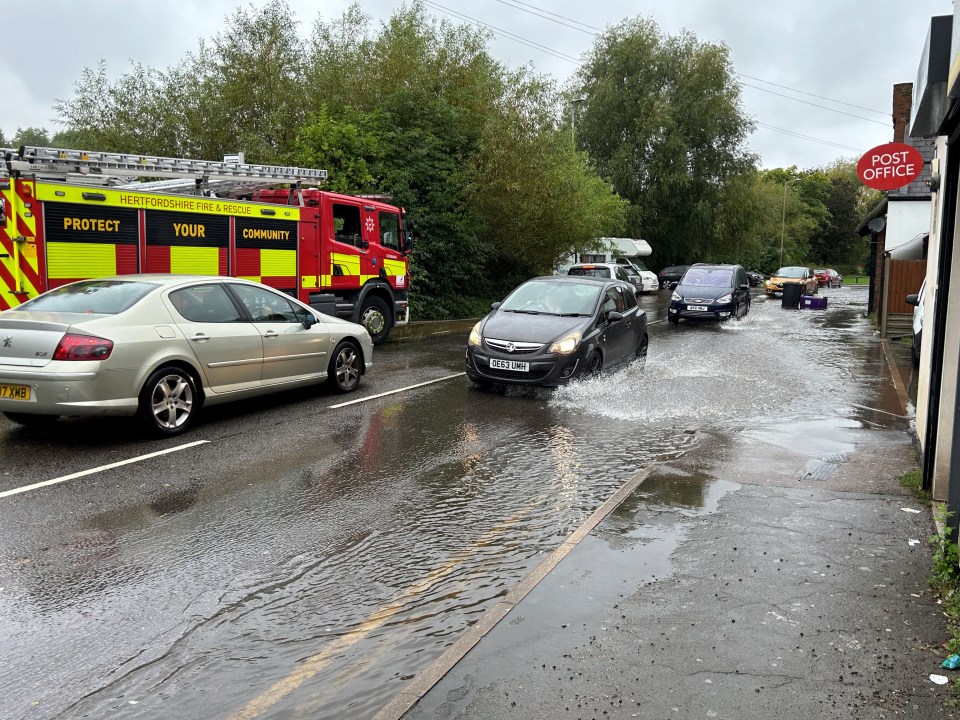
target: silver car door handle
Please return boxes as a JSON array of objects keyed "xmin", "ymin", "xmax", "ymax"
[
  {"xmin": 190, "ymin": 333, "xmax": 210, "ymax": 342},
  {"xmin": 263, "ymin": 330, "xmax": 279, "ymax": 338}
]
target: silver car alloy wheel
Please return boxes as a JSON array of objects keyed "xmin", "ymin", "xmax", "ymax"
[
  {"xmin": 335, "ymin": 345, "xmax": 360, "ymax": 390},
  {"xmin": 150, "ymin": 372, "xmax": 194, "ymax": 429}
]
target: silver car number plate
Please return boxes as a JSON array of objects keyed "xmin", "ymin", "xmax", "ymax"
[
  {"xmin": 490, "ymin": 358, "xmax": 529, "ymax": 372},
  {"xmin": 686, "ymin": 305, "xmax": 708, "ymax": 312}
]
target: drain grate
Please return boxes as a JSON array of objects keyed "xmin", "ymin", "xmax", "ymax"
[{"xmin": 801, "ymin": 453, "xmax": 847, "ymax": 482}]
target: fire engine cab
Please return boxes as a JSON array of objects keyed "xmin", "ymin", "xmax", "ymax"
[{"xmin": 0, "ymin": 146, "xmax": 413, "ymax": 344}]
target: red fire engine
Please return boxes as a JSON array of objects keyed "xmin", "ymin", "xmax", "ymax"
[{"xmin": 0, "ymin": 146, "xmax": 412, "ymax": 344}]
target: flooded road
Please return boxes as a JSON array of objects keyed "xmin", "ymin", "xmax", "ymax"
[{"xmin": 0, "ymin": 285, "xmax": 913, "ymax": 719}]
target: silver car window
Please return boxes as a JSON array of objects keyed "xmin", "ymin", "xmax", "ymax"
[
  {"xmin": 19, "ymin": 280, "xmax": 157, "ymax": 314},
  {"xmin": 170, "ymin": 284, "xmax": 243, "ymax": 323},
  {"xmin": 229, "ymin": 284, "xmax": 301, "ymax": 323}
]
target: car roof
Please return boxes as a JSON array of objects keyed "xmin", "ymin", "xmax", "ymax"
[
  {"xmin": 689, "ymin": 263, "xmax": 741, "ymax": 270},
  {"xmin": 530, "ymin": 275, "xmax": 636, "ymax": 294},
  {"xmin": 73, "ymin": 274, "xmax": 273, "ymax": 289},
  {"xmin": 534, "ymin": 274, "xmax": 610, "ymax": 284}
]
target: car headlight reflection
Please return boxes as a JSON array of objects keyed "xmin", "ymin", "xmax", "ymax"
[
  {"xmin": 468, "ymin": 322, "xmax": 482, "ymax": 347},
  {"xmin": 549, "ymin": 330, "xmax": 581, "ymax": 355},
  {"xmin": 671, "ymin": 291, "xmax": 682, "ymax": 301},
  {"xmin": 717, "ymin": 293, "xmax": 732, "ymax": 304}
]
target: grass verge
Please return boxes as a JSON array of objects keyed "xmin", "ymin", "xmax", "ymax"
[{"xmin": 902, "ymin": 467, "xmax": 960, "ymax": 702}]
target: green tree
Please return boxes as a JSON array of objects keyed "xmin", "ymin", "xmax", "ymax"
[
  {"xmin": 50, "ymin": 0, "xmax": 631, "ymax": 319},
  {"xmin": 11, "ymin": 126, "xmax": 52, "ymax": 148},
  {"xmin": 208, "ymin": 0, "xmax": 307, "ymax": 162},
  {"xmin": 811, "ymin": 159, "xmax": 877, "ymax": 266},
  {"xmin": 294, "ymin": 108, "xmax": 384, "ymax": 194},
  {"xmin": 710, "ymin": 170, "xmax": 780, "ymax": 271},
  {"xmin": 571, "ymin": 18, "xmax": 755, "ymax": 269}
]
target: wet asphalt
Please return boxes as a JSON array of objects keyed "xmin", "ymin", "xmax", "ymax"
[
  {"xmin": 0, "ymin": 284, "xmax": 949, "ymax": 720},
  {"xmin": 391, "ymin": 290, "xmax": 954, "ymax": 720}
]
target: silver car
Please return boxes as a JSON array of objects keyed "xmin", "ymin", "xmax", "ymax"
[{"xmin": 0, "ymin": 275, "xmax": 373, "ymax": 436}]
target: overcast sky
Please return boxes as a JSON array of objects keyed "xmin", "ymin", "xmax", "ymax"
[{"xmin": 0, "ymin": 0, "xmax": 952, "ymax": 170}]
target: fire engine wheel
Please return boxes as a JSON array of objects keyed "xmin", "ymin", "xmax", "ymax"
[
  {"xmin": 359, "ymin": 297, "xmax": 392, "ymax": 346},
  {"xmin": 138, "ymin": 367, "xmax": 198, "ymax": 437},
  {"xmin": 327, "ymin": 341, "xmax": 362, "ymax": 393}
]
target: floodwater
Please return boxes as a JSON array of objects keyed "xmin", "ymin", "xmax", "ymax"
[{"xmin": 0, "ymin": 285, "xmax": 909, "ymax": 720}]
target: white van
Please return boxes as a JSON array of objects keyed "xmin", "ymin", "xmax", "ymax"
[{"xmin": 558, "ymin": 238, "xmax": 658, "ymax": 292}]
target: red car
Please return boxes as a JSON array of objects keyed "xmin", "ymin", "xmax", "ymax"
[{"xmin": 813, "ymin": 268, "xmax": 843, "ymax": 288}]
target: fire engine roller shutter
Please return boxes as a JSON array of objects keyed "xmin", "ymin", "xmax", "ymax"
[
  {"xmin": 235, "ymin": 216, "xmax": 297, "ymax": 292},
  {"xmin": 44, "ymin": 203, "xmax": 139, "ymax": 283},
  {"xmin": 145, "ymin": 210, "xmax": 229, "ymax": 276}
]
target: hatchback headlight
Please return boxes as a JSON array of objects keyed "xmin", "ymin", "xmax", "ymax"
[
  {"xmin": 671, "ymin": 291, "xmax": 682, "ymax": 301},
  {"xmin": 717, "ymin": 293, "xmax": 732, "ymax": 304},
  {"xmin": 468, "ymin": 322, "xmax": 482, "ymax": 347},
  {"xmin": 549, "ymin": 330, "xmax": 581, "ymax": 355}
]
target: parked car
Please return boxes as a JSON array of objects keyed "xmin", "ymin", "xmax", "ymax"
[
  {"xmin": 667, "ymin": 264, "xmax": 751, "ymax": 324},
  {"xmin": 764, "ymin": 266, "xmax": 819, "ymax": 297},
  {"xmin": 0, "ymin": 275, "xmax": 373, "ymax": 436},
  {"xmin": 746, "ymin": 271, "xmax": 765, "ymax": 287},
  {"xmin": 568, "ymin": 263, "xmax": 645, "ymax": 296},
  {"xmin": 614, "ymin": 258, "xmax": 659, "ymax": 293},
  {"xmin": 657, "ymin": 265, "xmax": 690, "ymax": 289},
  {"xmin": 814, "ymin": 268, "xmax": 844, "ymax": 288},
  {"xmin": 906, "ymin": 280, "xmax": 926, "ymax": 367},
  {"xmin": 466, "ymin": 275, "xmax": 648, "ymax": 387}
]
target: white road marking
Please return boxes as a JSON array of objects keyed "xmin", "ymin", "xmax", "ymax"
[
  {"xmin": 0, "ymin": 440, "xmax": 210, "ymax": 499},
  {"xmin": 328, "ymin": 373, "xmax": 466, "ymax": 408}
]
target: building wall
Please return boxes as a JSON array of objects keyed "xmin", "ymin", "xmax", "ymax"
[
  {"xmin": 933, "ymin": 175, "xmax": 960, "ymax": 501},
  {"xmin": 918, "ymin": 139, "xmax": 946, "ymax": 498},
  {"xmin": 886, "ymin": 200, "xmax": 933, "ymax": 252},
  {"xmin": 894, "ymin": 83, "xmax": 913, "ymax": 142}
]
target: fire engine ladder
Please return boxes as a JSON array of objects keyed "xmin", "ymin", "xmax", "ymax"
[{"xmin": 4, "ymin": 146, "xmax": 327, "ymax": 195}]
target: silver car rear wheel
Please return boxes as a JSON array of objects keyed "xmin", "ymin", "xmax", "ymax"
[{"xmin": 139, "ymin": 367, "xmax": 198, "ymax": 436}]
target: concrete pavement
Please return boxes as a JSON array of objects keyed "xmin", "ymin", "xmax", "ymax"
[{"xmin": 386, "ymin": 338, "xmax": 954, "ymax": 719}]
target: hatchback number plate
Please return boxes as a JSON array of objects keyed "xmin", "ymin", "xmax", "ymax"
[
  {"xmin": 0, "ymin": 383, "xmax": 30, "ymax": 401},
  {"xmin": 686, "ymin": 305, "xmax": 708, "ymax": 312},
  {"xmin": 490, "ymin": 358, "xmax": 529, "ymax": 372}
]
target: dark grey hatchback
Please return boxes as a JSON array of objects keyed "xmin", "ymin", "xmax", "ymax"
[
  {"xmin": 466, "ymin": 276, "xmax": 648, "ymax": 387},
  {"xmin": 667, "ymin": 263, "xmax": 751, "ymax": 324}
]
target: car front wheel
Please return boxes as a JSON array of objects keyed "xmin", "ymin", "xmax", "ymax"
[
  {"xmin": 585, "ymin": 351, "xmax": 603, "ymax": 376},
  {"xmin": 328, "ymin": 340, "xmax": 363, "ymax": 393}
]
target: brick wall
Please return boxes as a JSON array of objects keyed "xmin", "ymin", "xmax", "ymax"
[{"xmin": 893, "ymin": 83, "xmax": 913, "ymax": 143}]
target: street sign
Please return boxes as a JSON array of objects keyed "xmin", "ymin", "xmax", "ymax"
[{"xmin": 857, "ymin": 142, "xmax": 924, "ymax": 191}]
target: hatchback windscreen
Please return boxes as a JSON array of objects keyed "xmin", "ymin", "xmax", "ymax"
[
  {"xmin": 680, "ymin": 268, "xmax": 734, "ymax": 287},
  {"xmin": 17, "ymin": 280, "xmax": 158, "ymax": 314},
  {"xmin": 775, "ymin": 267, "xmax": 807, "ymax": 278},
  {"xmin": 501, "ymin": 281, "xmax": 601, "ymax": 315}
]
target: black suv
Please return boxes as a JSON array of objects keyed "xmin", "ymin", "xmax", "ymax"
[{"xmin": 667, "ymin": 263, "xmax": 751, "ymax": 324}]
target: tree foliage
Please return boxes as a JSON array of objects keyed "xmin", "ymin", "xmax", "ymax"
[
  {"xmin": 43, "ymin": 1, "xmax": 873, "ymax": 315},
  {"xmin": 571, "ymin": 18, "xmax": 755, "ymax": 269}
]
